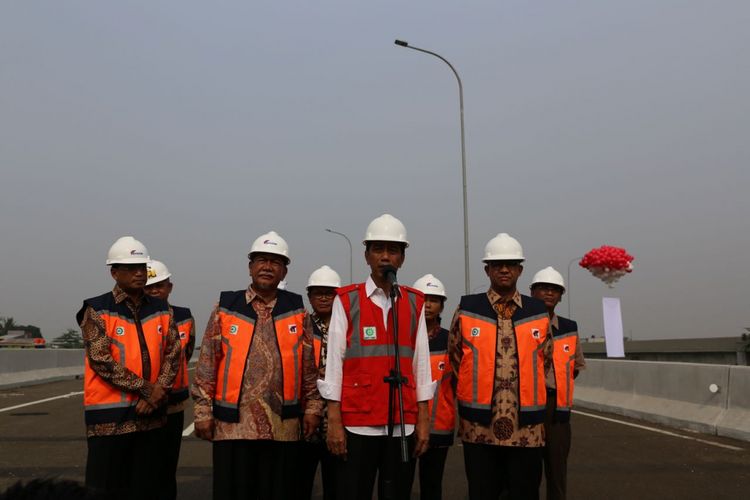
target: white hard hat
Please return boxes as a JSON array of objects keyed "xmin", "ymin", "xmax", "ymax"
[
  {"xmin": 412, "ymin": 274, "xmax": 447, "ymax": 299},
  {"xmin": 146, "ymin": 260, "xmax": 171, "ymax": 286},
  {"xmin": 363, "ymin": 214, "xmax": 409, "ymax": 247},
  {"xmin": 482, "ymin": 233, "xmax": 524, "ymax": 262},
  {"xmin": 307, "ymin": 265, "xmax": 342, "ymax": 290},
  {"xmin": 106, "ymin": 236, "xmax": 150, "ymax": 265},
  {"xmin": 248, "ymin": 231, "xmax": 290, "ymax": 264},
  {"xmin": 530, "ymin": 266, "xmax": 565, "ymax": 292}
]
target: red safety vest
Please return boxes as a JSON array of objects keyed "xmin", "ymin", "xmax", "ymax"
[
  {"xmin": 212, "ymin": 289, "xmax": 306, "ymax": 422},
  {"xmin": 338, "ymin": 283, "xmax": 424, "ymax": 427},
  {"xmin": 77, "ymin": 292, "xmax": 171, "ymax": 425},
  {"xmin": 456, "ymin": 293, "xmax": 549, "ymax": 426},
  {"xmin": 550, "ymin": 316, "xmax": 579, "ymax": 422},
  {"xmin": 168, "ymin": 306, "xmax": 194, "ymax": 405},
  {"xmin": 428, "ymin": 327, "xmax": 455, "ymax": 446}
]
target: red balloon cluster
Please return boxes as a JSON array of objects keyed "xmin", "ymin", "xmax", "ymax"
[{"xmin": 579, "ymin": 245, "xmax": 634, "ymax": 286}]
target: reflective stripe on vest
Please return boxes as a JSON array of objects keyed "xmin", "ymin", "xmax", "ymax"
[
  {"xmin": 551, "ymin": 317, "xmax": 579, "ymax": 422},
  {"xmin": 78, "ymin": 293, "xmax": 171, "ymax": 425},
  {"xmin": 456, "ymin": 293, "xmax": 549, "ymax": 426},
  {"xmin": 169, "ymin": 306, "xmax": 194, "ymax": 405},
  {"xmin": 213, "ymin": 290, "xmax": 306, "ymax": 422},
  {"xmin": 428, "ymin": 328, "xmax": 455, "ymax": 446},
  {"xmin": 339, "ymin": 283, "xmax": 423, "ymax": 427}
]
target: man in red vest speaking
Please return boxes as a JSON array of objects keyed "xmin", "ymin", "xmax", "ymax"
[{"xmin": 318, "ymin": 214, "xmax": 435, "ymax": 500}]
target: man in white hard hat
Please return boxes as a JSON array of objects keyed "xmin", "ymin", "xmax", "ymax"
[
  {"xmin": 448, "ymin": 233, "xmax": 552, "ymax": 500},
  {"xmin": 411, "ymin": 274, "xmax": 455, "ymax": 500},
  {"xmin": 191, "ymin": 231, "xmax": 323, "ymax": 500},
  {"xmin": 298, "ymin": 265, "xmax": 342, "ymax": 500},
  {"xmin": 318, "ymin": 214, "xmax": 435, "ymax": 500},
  {"xmin": 76, "ymin": 236, "xmax": 182, "ymax": 500},
  {"xmin": 529, "ymin": 267, "xmax": 585, "ymax": 500},
  {"xmin": 144, "ymin": 260, "xmax": 195, "ymax": 500}
]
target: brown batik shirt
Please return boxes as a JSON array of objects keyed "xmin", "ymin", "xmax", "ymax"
[
  {"xmin": 192, "ymin": 286, "xmax": 323, "ymax": 441},
  {"xmin": 79, "ymin": 286, "xmax": 182, "ymax": 437},
  {"xmin": 448, "ymin": 289, "xmax": 552, "ymax": 447}
]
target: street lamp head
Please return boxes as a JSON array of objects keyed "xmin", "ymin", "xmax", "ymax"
[
  {"xmin": 394, "ymin": 39, "xmax": 409, "ymax": 47},
  {"xmin": 325, "ymin": 228, "xmax": 333, "ymax": 233}
]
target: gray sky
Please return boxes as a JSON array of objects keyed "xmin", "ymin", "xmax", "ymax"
[{"xmin": 1, "ymin": 1, "xmax": 749, "ymax": 342}]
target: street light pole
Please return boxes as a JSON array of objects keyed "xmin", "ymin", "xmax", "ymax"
[
  {"xmin": 395, "ymin": 39, "xmax": 470, "ymax": 295},
  {"xmin": 325, "ymin": 228, "xmax": 353, "ymax": 284},
  {"xmin": 566, "ymin": 256, "xmax": 582, "ymax": 318}
]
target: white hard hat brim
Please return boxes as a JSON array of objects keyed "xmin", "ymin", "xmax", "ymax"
[{"xmin": 107, "ymin": 257, "xmax": 151, "ymax": 265}]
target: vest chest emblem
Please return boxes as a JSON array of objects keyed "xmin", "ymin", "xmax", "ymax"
[
  {"xmin": 115, "ymin": 326, "xmax": 125, "ymax": 336},
  {"xmin": 470, "ymin": 327, "xmax": 480, "ymax": 337},
  {"xmin": 229, "ymin": 325, "xmax": 239, "ymax": 335},
  {"xmin": 563, "ymin": 344, "xmax": 571, "ymax": 352},
  {"xmin": 531, "ymin": 328, "xmax": 541, "ymax": 339},
  {"xmin": 362, "ymin": 326, "xmax": 377, "ymax": 340},
  {"xmin": 288, "ymin": 324, "xmax": 298, "ymax": 335},
  {"xmin": 438, "ymin": 361, "xmax": 446, "ymax": 371},
  {"xmin": 179, "ymin": 331, "xmax": 187, "ymax": 340}
]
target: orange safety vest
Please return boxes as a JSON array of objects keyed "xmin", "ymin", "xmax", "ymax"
[
  {"xmin": 338, "ymin": 283, "xmax": 424, "ymax": 427},
  {"xmin": 212, "ymin": 289, "xmax": 306, "ymax": 422},
  {"xmin": 168, "ymin": 305, "xmax": 194, "ymax": 405},
  {"xmin": 456, "ymin": 293, "xmax": 549, "ymax": 426},
  {"xmin": 428, "ymin": 327, "xmax": 455, "ymax": 446},
  {"xmin": 77, "ymin": 292, "xmax": 171, "ymax": 425},
  {"xmin": 550, "ymin": 316, "xmax": 579, "ymax": 422}
]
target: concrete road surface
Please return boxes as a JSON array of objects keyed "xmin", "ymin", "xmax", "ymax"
[{"xmin": 1, "ymin": 377, "xmax": 748, "ymax": 499}]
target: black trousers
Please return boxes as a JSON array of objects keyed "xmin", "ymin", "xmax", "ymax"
[
  {"xmin": 297, "ymin": 440, "xmax": 338, "ymax": 500},
  {"xmin": 543, "ymin": 392, "xmax": 572, "ymax": 500},
  {"xmin": 161, "ymin": 411, "xmax": 184, "ymax": 500},
  {"xmin": 85, "ymin": 428, "xmax": 163, "ymax": 500},
  {"xmin": 417, "ymin": 446, "xmax": 449, "ymax": 500},
  {"xmin": 335, "ymin": 431, "xmax": 416, "ymax": 500},
  {"xmin": 213, "ymin": 439, "xmax": 299, "ymax": 500},
  {"xmin": 462, "ymin": 441, "xmax": 542, "ymax": 500}
]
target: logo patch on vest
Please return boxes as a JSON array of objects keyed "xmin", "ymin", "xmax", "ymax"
[
  {"xmin": 362, "ymin": 326, "xmax": 377, "ymax": 340},
  {"xmin": 179, "ymin": 331, "xmax": 187, "ymax": 340},
  {"xmin": 563, "ymin": 344, "xmax": 571, "ymax": 352},
  {"xmin": 229, "ymin": 325, "xmax": 239, "ymax": 335},
  {"xmin": 115, "ymin": 326, "xmax": 125, "ymax": 336},
  {"xmin": 288, "ymin": 324, "xmax": 298, "ymax": 335},
  {"xmin": 438, "ymin": 361, "xmax": 446, "ymax": 371},
  {"xmin": 157, "ymin": 325, "xmax": 163, "ymax": 334},
  {"xmin": 531, "ymin": 328, "xmax": 541, "ymax": 339},
  {"xmin": 470, "ymin": 327, "xmax": 480, "ymax": 337}
]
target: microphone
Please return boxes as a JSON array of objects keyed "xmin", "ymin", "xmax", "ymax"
[
  {"xmin": 382, "ymin": 265, "xmax": 398, "ymax": 285},
  {"xmin": 382, "ymin": 265, "xmax": 400, "ymax": 297}
]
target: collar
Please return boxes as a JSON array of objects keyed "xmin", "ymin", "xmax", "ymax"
[
  {"xmin": 365, "ymin": 275, "xmax": 382, "ymax": 298},
  {"xmin": 245, "ymin": 284, "xmax": 277, "ymax": 305},
  {"xmin": 486, "ymin": 288, "xmax": 522, "ymax": 308},
  {"xmin": 111, "ymin": 285, "xmax": 147, "ymax": 305},
  {"xmin": 550, "ymin": 313, "xmax": 559, "ymax": 330}
]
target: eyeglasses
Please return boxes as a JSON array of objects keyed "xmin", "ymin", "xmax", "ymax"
[
  {"xmin": 309, "ymin": 289, "xmax": 336, "ymax": 298},
  {"xmin": 251, "ymin": 256, "xmax": 286, "ymax": 269},
  {"xmin": 112, "ymin": 264, "xmax": 147, "ymax": 273}
]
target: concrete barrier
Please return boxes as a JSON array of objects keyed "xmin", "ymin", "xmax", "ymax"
[
  {"xmin": 0, "ymin": 349, "xmax": 84, "ymax": 389},
  {"xmin": 575, "ymin": 359, "xmax": 748, "ymax": 441}
]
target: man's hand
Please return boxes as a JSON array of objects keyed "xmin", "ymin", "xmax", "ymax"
[
  {"xmin": 146, "ymin": 384, "xmax": 168, "ymax": 408},
  {"xmin": 413, "ymin": 401, "xmax": 430, "ymax": 458},
  {"xmin": 303, "ymin": 414, "xmax": 321, "ymax": 439},
  {"xmin": 135, "ymin": 399, "xmax": 154, "ymax": 416},
  {"xmin": 194, "ymin": 419, "xmax": 215, "ymax": 441},
  {"xmin": 326, "ymin": 402, "xmax": 347, "ymax": 458}
]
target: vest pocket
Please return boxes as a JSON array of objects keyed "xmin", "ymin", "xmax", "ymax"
[{"xmin": 341, "ymin": 374, "xmax": 372, "ymax": 413}]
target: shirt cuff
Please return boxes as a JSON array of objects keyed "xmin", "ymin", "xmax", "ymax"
[
  {"xmin": 416, "ymin": 380, "xmax": 437, "ymax": 402},
  {"xmin": 317, "ymin": 379, "xmax": 341, "ymax": 401},
  {"xmin": 304, "ymin": 399, "xmax": 325, "ymax": 417},
  {"xmin": 193, "ymin": 401, "xmax": 213, "ymax": 422}
]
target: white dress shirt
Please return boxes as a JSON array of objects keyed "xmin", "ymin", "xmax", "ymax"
[{"xmin": 317, "ymin": 276, "xmax": 436, "ymax": 436}]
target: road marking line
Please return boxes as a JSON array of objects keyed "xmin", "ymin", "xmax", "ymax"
[
  {"xmin": 182, "ymin": 422, "xmax": 195, "ymax": 436},
  {"xmin": 573, "ymin": 409, "xmax": 744, "ymax": 451},
  {"xmin": 0, "ymin": 392, "xmax": 84, "ymax": 414}
]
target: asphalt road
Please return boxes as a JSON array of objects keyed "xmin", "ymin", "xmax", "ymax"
[{"xmin": 1, "ymin": 377, "xmax": 748, "ymax": 499}]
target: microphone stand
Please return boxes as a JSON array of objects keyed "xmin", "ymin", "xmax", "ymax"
[{"xmin": 384, "ymin": 280, "xmax": 410, "ymax": 463}]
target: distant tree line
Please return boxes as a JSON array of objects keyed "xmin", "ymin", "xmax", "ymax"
[{"xmin": 1, "ymin": 315, "xmax": 83, "ymax": 348}]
